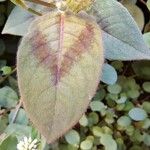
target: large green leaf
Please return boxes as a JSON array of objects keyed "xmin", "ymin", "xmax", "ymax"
[
  {"xmin": 17, "ymin": 11, "xmax": 104, "ymax": 143},
  {"xmin": 90, "ymin": 0, "xmax": 150, "ymax": 60}
]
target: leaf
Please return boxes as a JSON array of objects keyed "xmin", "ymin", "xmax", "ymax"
[
  {"xmin": 92, "ymin": 126, "xmax": 103, "ymax": 137},
  {"xmin": 17, "ymin": 11, "xmax": 104, "ymax": 143},
  {"xmin": 2, "ymin": 6, "xmax": 35, "ymax": 36},
  {"xmin": 122, "ymin": 0, "xmax": 144, "ymax": 30},
  {"xmin": 0, "ymin": 86, "xmax": 18, "ymax": 108},
  {"xmin": 128, "ymin": 108, "xmax": 147, "ymax": 121},
  {"xmin": 101, "ymin": 63, "xmax": 117, "ymax": 85},
  {"xmin": 90, "ymin": 0, "xmax": 150, "ymax": 60},
  {"xmin": 142, "ymin": 102, "xmax": 150, "ymax": 114},
  {"xmin": 1, "ymin": 66, "xmax": 12, "ymax": 75},
  {"xmin": 142, "ymin": 82, "xmax": 150, "ymax": 93},
  {"xmin": 116, "ymin": 93, "xmax": 127, "ymax": 104},
  {"xmin": 0, "ymin": 135, "xmax": 18, "ymax": 150},
  {"xmin": 90, "ymin": 101, "xmax": 106, "ymax": 112},
  {"xmin": 79, "ymin": 114, "xmax": 88, "ymax": 127},
  {"xmin": 107, "ymin": 84, "xmax": 122, "ymax": 94},
  {"xmin": 80, "ymin": 139, "xmax": 93, "ymax": 150},
  {"xmin": 143, "ymin": 133, "xmax": 150, "ymax": 146},
  {"xmin": 117, "ymin": 116, "xmax": 131, "ymax": 127},
  {"xmin": 65, "ymin": 130, "xmax": 80, "ymax": 145},
  {"xmin": 100, "ymin": 134, "xmax": 117, "ymax": 150},
  {"xmin": 4, "ymin": 124, "xmax": 32, "ymax": 140},
  {"xmin": 88, "ymin": 112, "xmax": 99, "ymax": 126}
]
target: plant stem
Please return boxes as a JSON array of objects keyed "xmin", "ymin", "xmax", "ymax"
[{"xmin": 11, "ymin": 100, "xmax": 23, "ymax": 124}]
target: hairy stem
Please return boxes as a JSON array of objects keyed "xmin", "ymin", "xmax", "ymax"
[{"xmin": 11, "ymin": 100, "xmax": 23, "ymax": 124}]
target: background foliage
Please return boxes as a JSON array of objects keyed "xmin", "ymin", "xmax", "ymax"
[{"xmin": 0, "ymin": 0, "xmax": 150, "ymax": 150}]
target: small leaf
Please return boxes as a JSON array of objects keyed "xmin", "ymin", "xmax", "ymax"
[
  {"xmin": 88, "ymin": 112, "xmax": 99, "ymax": 126},
  {"xmin": 0, "ymin": 135, "xmax": 18, "ymax": 150},
  {"xmin": 90, "ymin": 101, "xmax": 106, "ymax": 112},
  {"xmin": 79, "ymin": 115, "xmax": 88, "ymax": 127},
  {"xmin": 142, "ymin": 102, "xmax": 150, "ymax": 114},
  {"xmin": 107, "ymin": 84, "xmax": 122, "ymax": 94},
  {"xmin": 93, "ymin": 88, "xmax": 106, "ymax": 101},
  {"xmin": 92, "ymin": 126, "xmax": 103, "ymax": 137},
  {"xmin": 101, "ymin": 64, "xmax": 117, "ymax": 85},
  {"xmin": 100, "ymin": 134, "xmax": 117, "ymax": 150},
  {"xmin": 1, "ymin": 66, "xmax": 12, "ymax": 75},
  {"xmin": 65, "ymin": 130, "xmax": 80, "ymax": 145},
  {"xmin": 117, "ymin": 116, "xmax": 131, "ymax": 127},
  {"xmin": 142, "ymin": 118, "xmax": 150, "ymax": 129},
  {"xmin": 143, "ymin": 133, "xmax": 150, "ymax": 146},
  {"xmin": 142, "ymin": 82, "xmax": 150, "ymax": 93},
  {"xmin": 116, "ymin": 93, "xmax": 127, "ymax": 104},
  {"xmin": 80, "ymin": 139, "xmax": 93, "ymax": 150},
  {"xmin": 127, "ymin": 89, "xmax": 140, "ymax": 99},
  {"xmin": 0, "ymin": 86, "xmax": 18, "ymax": 108},
  {"xmin": 128, "ymin": 108, "xmax": 147, "ymax": 121}
]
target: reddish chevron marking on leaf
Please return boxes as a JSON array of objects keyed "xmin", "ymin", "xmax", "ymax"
[
  {"xmin": 61, "ymin": 23, "xmax": 94, "ymax": 77},
  {"xmin": 31, "ymin": 14, "xmax": 94, "ymax": 86}
]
